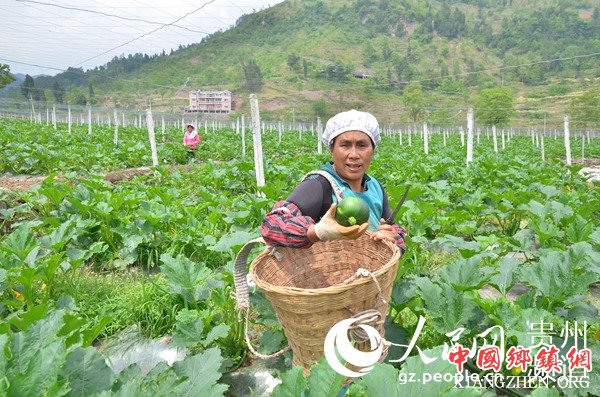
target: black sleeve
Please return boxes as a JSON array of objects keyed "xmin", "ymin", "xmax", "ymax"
[{"xmin": 287, "ymin": 176, "xmax": 333, "ymax": 222}]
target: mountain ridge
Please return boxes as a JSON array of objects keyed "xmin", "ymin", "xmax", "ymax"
[{"xmin": 8, "ymin": 0, "xmax": 600, "ymax": 126}]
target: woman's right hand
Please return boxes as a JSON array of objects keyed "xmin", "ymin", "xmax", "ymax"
[{"xmin": 313, "ymin": 204, "xmax": 368, "ymax": 242}]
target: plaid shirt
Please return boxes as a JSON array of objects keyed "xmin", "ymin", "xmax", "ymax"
[{"xmin": 261, "ymin": 200, "xmax": 407, "ymax": 253}]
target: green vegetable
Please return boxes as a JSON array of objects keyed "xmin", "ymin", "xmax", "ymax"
[{"xmin": 335, "ymin": 197, "xmax": 370, "ymax": 226}]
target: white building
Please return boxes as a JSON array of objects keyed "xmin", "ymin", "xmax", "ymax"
[{"xmin": 188, "ymin": 90, "xmax": 232, "ymax": 114}]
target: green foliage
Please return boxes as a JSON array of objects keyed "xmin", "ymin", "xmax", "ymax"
[
  {"xmin": 0, "ymin": 64, "xmax": 14, "ymax": 90},
  {"xmin": 241, "ymin": 59, "xmax": 263, "ymax": 93},
  {"xmin": 311, "ymin": 99, "xmax": 329, "ymax": 120},
  {"xmin": 20, "ymin": 74, "xmax": 44, "ymax": 101},
  {"xmin": 403, "ymin": 82, "xmax": 427, "ymax": 123},
  {"xmin": 52, "ymin": 81, "xmax": 66, "ymax": 104},
  {"xmin": 474, "ymin": 87, "xmax": 516, "ymax": 126},
  {"xmin": 570, "ymin": 88, "xmax": 600, "ymax": 128},
  {"xmin": 1, "ymin": 118, "xmax": 600, "ymax": 395},
  {"xmin": 318, "ymin": 60, "xmax": 351, "ymax": 83}
]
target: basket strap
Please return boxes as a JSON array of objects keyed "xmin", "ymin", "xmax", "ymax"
[
  {"xmin": 243, "ymin": 307, "xmax": 291, "ymax": 360},
  {"xmin": 232, "ymin": 237, "xmax": 291, "ymax": 359},
  {"xmin": 303, "ymin": 171, "xmax": 345, "ymax": 201},
  {"xmin": 233, "ymin": 237, "xmax": 265, "ymax": 311}
]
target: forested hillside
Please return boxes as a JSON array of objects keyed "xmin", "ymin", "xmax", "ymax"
[{"xmin": 13, "ymin": 0, "xmax": 600, "ymax": 125}]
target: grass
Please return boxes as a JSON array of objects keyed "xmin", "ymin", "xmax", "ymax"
[{"xmin": 51, "ymin": 267, "xmax": 181, "ymax": 341}]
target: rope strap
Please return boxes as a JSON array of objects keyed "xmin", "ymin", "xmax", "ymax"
[
  {"xmin": 342, "ymin": 267, "xmax": 387, "ymax": 305},
  {"xmin": 243, "ymin": 307, "xmax": 290, "ymax": 359}
]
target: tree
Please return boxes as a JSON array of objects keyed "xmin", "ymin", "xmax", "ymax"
[
  {"xmin": 311, "ymin": 99, "xmax": 329, "ymax": 119},
  {"xmin": 74, "ymin": 91, "xmax": 87, "ymax": 106},
  {"xmin": 88, "ymin": 83, "xmax": 96, "ymax": 105},
  {"xmin": 287, "ymin": 53, "xmax": 300, "ymax": 71},
  {"xmin": 52, "ymin": 81, "xmax": 65, "ymax": 103},
  {"xmin": 21, "ymin": 74, "xmax": 35, "ymax": 99},
  {"xmin": 0, "ymin": 64, "xmax": 14, "ymax": 89},
  {"xmin": 403, "ymin": 82, "xmax": 427, "ymax": 123},
  {"xmin": 318, "ymin": 60, "xmax": 350, "ymax": 83},
  {"xmin": 474, "ymin": 87, "xmax": 515, "ymax": 127},
  {"xmin": 569, "ymin": 88, "xmax": 600, "ymax": 129},
  {"xmin": 241, "ymin": 59, "xmax": 263, "ymax": 92}
]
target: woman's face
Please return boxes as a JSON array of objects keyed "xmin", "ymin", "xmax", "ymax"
[
  {"xmin": 187, "ymin": 126, "xmax": 194, "ymax": 132},
  {"xmin": 330, "ymin": 130, "xmax": 374, "ymax": 187}
]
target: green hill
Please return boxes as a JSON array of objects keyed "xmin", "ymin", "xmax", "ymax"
[{"xmin": 27, "ymin": 0, "xmax": 600, "ymax": 126}]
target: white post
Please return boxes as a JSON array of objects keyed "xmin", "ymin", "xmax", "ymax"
[
  {"xmin": 564, "ymin": 115, "xmax": 572, "ymax": 166},
  {"xmin": 46, "ymin": 108, "xmax": 49, "ymax": 126},
  {"xmin": 278, "ymin": 121, "xmax": 282, "ymax": 143},
  {"xmin": 241, "ymin": 114, "xmax": 246, "ymax": 158},
  {"xmin": 52, "ymin": 105, "xmax": 57, "ymax": 130},
  {"xmin": 138, "ymin": 113, "xmax": 142, "ymax": 128},
  {"xmin": 408, "ymin": 126, "xmax": 412, "ymax": 146},
  {"xmin": 541, "ymin": 133, "xmax": 545, "ymax": 162},
  {"xmin": 501, "ymin": 128, "xmax": 505, "ymax": 150},
  {"xmin": 122, "ymin": 113, "xmax": 125, "ymax": 127},
  {"xmin": 249, "ymin": 94, "xmax": 265, "ymax": 187},
  {"xmin": 443, "ymin": 129, "xmax": 447, "ymax": 147},
  {"xmin": 317, "ymin": 117, "xmax": 322, "ymax": 154},
  {"xmin": 399, "ymin": 129, "xmax": 403, "ymax": 145},
  {"xmin": 236, "ymin": 117, "xmax": 240, "ymax": 135},
  {"xmin": 87, "ymin": 106, "xmax": 92, "ymax": 135},
  {"xmin": 113, "ymin": 109, "xmax": 119, "ymax": 145},
  {"xmin": 29, "ymin": 96, "xmax": 35, "ymax": 122},
  {"xmin": 492, "ymin": 125, "xmax": 498, "ymax": 153},
  {"xmin": 67, "ymin": 105, "xmax": 72, "ymax": 134},
  {"xmin": 423, "ymin": 122, "xmax": 429, "ymax": 155},
  {"xmin": 146, "ymin": 109, "xmax": 158, "ymax": 167},
  {"xmin": 161, "ymin": 115, "xmax": 165, "ymax": 142},
  {"xmin": 466, "ymin": 108, "xmax": 474, "ymax": 166},
  {"xmin": 460, "ymin": 125, "xmax": 465, "ymax": 147},
  {"xmin": 205, "ymin": 120, "xmax": 208, "ymax": 135}
]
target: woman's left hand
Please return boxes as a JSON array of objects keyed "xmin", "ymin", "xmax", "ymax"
[{"xmin": 371, "ymin": 219, "xmax": 397, "ymax": 242}]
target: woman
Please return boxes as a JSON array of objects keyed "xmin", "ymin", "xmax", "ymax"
[
  {"xmin": 261, "ymin": 109, "xmax": 406, "ymax": 252},
  {"xmin": 183, "ymin": 123, "xmax": 201, "ymax": 160}
]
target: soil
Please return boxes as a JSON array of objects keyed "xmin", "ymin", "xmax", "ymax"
[{"xmin": 0, "ymin": 164, "xmax": 201, "ymax": 192}]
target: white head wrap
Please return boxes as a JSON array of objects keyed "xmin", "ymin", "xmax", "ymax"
[
  {"xmin": 186, "ymin": 124, "xmax": 195, "ymax": 130},
  {"xmin": 321, "ymin": 109, "xmax": 380, "ymax": 148}
]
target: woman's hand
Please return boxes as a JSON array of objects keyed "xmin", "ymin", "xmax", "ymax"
[
  {"xmin": 312, "ymin": 204, "xmax": 368, "ymax": 242},
  {"xmin": 371, "ymin": 219, "xmax": 397, "ymax": 243}
]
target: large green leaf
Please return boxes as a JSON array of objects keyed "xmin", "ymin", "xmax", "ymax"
[
  {"xmin": 61, "ymin": 347, "xmax": 114, "ymax": 397},
  {"xmin": 356, "ymin": 363, "xmax": 401, "ymax": 397},
  {"xmin": 172, "ymin": 347, "xmax": 228, "ymax": 397},
  {"xmin": 434, "ymin": 254, "xmax": 495, "ymax": 291},
  {"xmin": 306, "ymin": 358, "xmax": 345, "ymax": 397},
  {"xmin": 396, "ymin": 346, "xmax": 456, "ymax": 396},
  {"xmin": 414, "ymin": 277, "xmax": 482, "ymax": 334},
  {"xmin": 519, "ymin": 250, "xmax": 598, "ymax": 306},
  {"xmin": 272, "ymin": 366, "xmax": 308, "ymax": 397},
  {"xmin": 489, "ymin": 257, "xmax": 520, "ymax": 296}
]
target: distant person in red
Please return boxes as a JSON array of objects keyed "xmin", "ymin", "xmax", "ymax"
[{"xmin": 183, "ymin": 123, "xmax": 201, "ymax": 161}]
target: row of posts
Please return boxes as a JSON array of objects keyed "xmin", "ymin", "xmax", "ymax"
[{"xmin": 2, "ymin": 99, "xmax": 597, "ymax": 185}]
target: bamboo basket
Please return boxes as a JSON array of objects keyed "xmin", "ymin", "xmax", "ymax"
[{"xmin": 233, "ymin": 231, "xmax": 400, "ymax": 368}]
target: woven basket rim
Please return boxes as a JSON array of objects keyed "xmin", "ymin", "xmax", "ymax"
[{"xmin": 249, "ymin": 235, "xmax": 400, "ymax": 296}]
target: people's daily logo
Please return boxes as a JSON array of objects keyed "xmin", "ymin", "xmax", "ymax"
[{"xmin": 323, "ymin": 318, "xmax": 384, "ymax": 377}]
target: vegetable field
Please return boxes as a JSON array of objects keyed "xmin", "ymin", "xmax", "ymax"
[{"xmin": 0, "ymin": 117, "xmax": 599, "ymax": 396}]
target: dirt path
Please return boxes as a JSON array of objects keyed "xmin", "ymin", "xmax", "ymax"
[{"xmin": 0, "ymin": 164, "xmax": 200, "ymax": 192}]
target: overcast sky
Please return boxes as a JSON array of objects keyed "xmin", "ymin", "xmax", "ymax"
[{"xmin": 0, "ymin": 0, "xmax": 284, "ymax": 77}]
